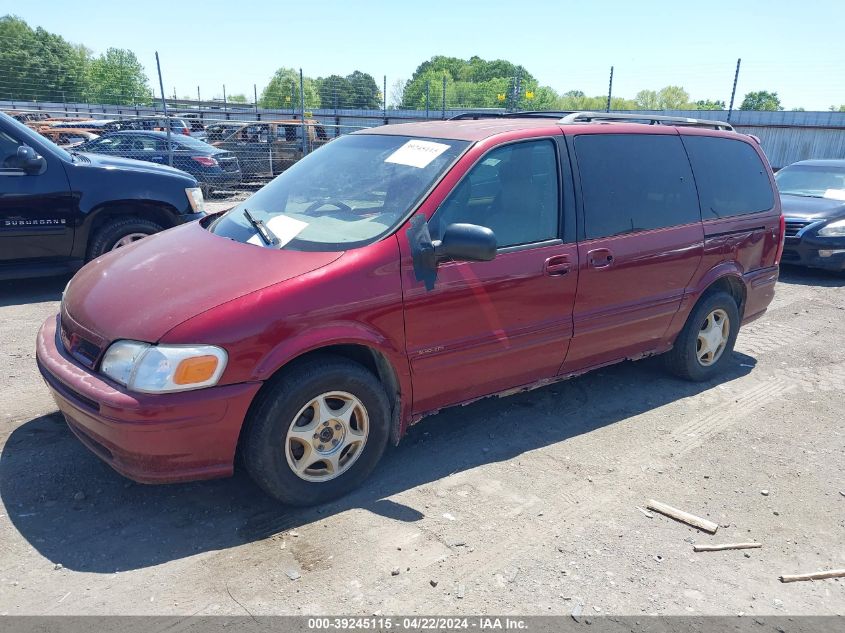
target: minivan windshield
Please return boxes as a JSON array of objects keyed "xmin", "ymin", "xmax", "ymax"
[
  {"xmin": 210, "ymin": 134, "xmax": 468, "ymax": 251},
  {"xmin": 775, "ymin": 165, "xmax": 845, "ymax": 198}
]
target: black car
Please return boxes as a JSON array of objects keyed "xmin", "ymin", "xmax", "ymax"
[
  {"xmin": 77, "ymin": 131, "xmax": 241, "ymax": 197},
  {"xmin": 0, "ymin": 111, "xmax": 207, "ymax": 280},
  {"xmin": 776, "ymin": 159, "xmax": 845, "ymax": 272}
]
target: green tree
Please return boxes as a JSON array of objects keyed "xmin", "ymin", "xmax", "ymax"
[
  {"xmin": 657, "ymin": 85, "xmax": 691, "ymax": 109},
  {"xmin": 694, "ymin": 99, "xmax": 725, "ymax": 110},
  {"xmin": 227, "ymin": 93, "xmax": 248, "ymax": 104},
  {"xmin": 829, "ymin": 105, "xmax": 845, "ymax": 112},
  {"xmin": 0, "ymin": 15, "xmax": 90, "ymax": 102},
  {"xmin": 259, "ymin": 67, "xmax": 320, "ymax": 110},
  {"xmin": 347, "ymin": 70, "xmax": 381, "ymax": 109},
  {"xmin": 635, "ymin": 86, "xmax": 691, "ymax": 110},
  {"xmin": 316, "ymin": 74, "xmax": 354, "ymax": 108},
  {"xmin": 740, "ymin": 90, "xmax": 783, "ymax": 111},
  {"xmin": 635, "ymin": 89, "xmax": 660, "ymax": 109},
  {"xmin": 401, "ymin": 56, "xmax": 536, "ymax": 109},
  {"xmin": 86, "ymin": 48, "xmax": 152, "ymax": 105}
]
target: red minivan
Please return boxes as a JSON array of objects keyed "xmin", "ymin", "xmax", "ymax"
[{"xmin": 36, "ymin": 112, "xmax": 784, "ymax": 506}]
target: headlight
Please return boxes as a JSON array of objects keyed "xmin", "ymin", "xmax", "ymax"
[
  {"xmin": 186, "ymin": 187, "xmax": 206, "ymax": 214},
  {"xmin": 818, "ymin": 218, "xmax": 845, "ymax": 237},
  {"xmin": 100, "ymin": 340, "xmax": 227, "ymax": 393}
]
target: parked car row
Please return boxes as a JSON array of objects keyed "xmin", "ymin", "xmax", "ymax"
[{"xmin": 74, "ymin": 131, "xmax": 242, "ymax": 197}]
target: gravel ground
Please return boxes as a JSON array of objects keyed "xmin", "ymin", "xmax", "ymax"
[{"xmin": 0, "ymin": 265, "xmax": 843, "ymax": 616}]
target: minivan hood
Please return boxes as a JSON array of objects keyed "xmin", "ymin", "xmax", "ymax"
[
  {"xmin": 63, "ymin": 220, "xmax": 343, "ymax": 345},
  {"xmin": 780, "ymin": 193, "xmax": 845, "ymax": 221}
]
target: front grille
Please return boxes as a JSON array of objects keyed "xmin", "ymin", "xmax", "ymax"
[
  {"xmin": 59, "ymin": 318, "xmax": 103, "ymax": 369},
  {"xmin": 785, "ymin": 220, "xmax": 813, "ymax": 238}
]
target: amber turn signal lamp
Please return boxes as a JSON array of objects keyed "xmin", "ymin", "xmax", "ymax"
[{"xmin": 173, "ymin": 355, "xmax": 220, "ymax": 385}]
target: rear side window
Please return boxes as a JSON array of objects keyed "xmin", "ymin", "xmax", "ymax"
[
  {"xmin": 574, "ymin": 134, "xmax": 700, "ymax": 239},
  {"xmin": 682, "ymin": 136, "xmax": 774, "ymax": 218}
]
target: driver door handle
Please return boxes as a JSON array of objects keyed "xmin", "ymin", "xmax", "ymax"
[{"xmin": 544, "ymin": 255, "xmax": 572, "ymax": 276}]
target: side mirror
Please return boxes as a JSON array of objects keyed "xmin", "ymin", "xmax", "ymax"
[
  {"xmin": 17, "ymin": 145, "xmax": 45, "ymax": 175},
  {"xmin": 433, "ymin": 223, "xmax": 497, "ymax": 263}
]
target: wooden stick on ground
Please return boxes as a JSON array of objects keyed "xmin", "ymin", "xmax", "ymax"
[
  {"xmin": 779, "ymin": 569, "xmax": 845, "ymax": 583},
  {"xmin": 694, "ymin": 542, "xmax": 762, "ymax": 552},
  {"xmin": 646, "ymin": 499, "xmax": 719, "ymax": 534}
]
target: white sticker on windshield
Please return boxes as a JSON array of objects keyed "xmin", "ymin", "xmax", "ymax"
[
  {"xmin": 823, "ymin": 188, "xmax": 845, "ymax": 201},
  {"xmin": 385, "ymin": 139, "xmax": 450, "ymax": 169},
  {"xmin": 247, "ymin": 214, "xmax": 309, "ymax": 248}
]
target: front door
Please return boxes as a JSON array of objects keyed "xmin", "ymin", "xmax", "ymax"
[
  {"xmin": 401, "ymin": 138, "xmax": 579, "ymax": 414},
  {"xmin": 562, "ymin": 132, "xmax": 704, "ymax": 372},
  {"xmin": 0, "ymin": 128, "xmax": 74, "ymax": 262}
]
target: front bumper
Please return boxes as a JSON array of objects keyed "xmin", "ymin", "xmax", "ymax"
[
  {"xmin": 36, "ymin": 315, "xmax": 262, "ymax": 484},
  {"xmin": 782, "ymin": 235, "xmax": 845, "ymax": 272}
]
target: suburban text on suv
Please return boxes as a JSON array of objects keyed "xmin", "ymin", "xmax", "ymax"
[
  {"xmin": 36, "ymin": 111, "xmax": 784, "ymax": 506},
  {"xmin": 0, "ymin": 111, "xmax": 207, "ymax": 280}
]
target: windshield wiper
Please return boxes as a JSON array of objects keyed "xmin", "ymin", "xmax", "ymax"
[{"xmin": 243, "ymin": 209, "xmax": 280, "ymax": 247}]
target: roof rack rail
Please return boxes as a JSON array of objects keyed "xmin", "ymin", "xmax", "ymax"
[
  {"xmin": 558, "ymin": 111, "xmax": 734, "ymax": 131},
  {"xmin": 449, "ymin": 111, "xmax": 576, "ymax": 121}
]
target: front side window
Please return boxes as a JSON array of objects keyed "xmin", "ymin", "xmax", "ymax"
[
  {"xmin": 575, "ymin": 134, "xmax": 700, "ymax": 240},
  {"xmin": 430, "ymin": 140, "xmax": 560, "ymax": 248},
  {"xmin": 210, "ymin": 134, "xmax": 468, "ymax": 251},
  {"xmin": 683, "ymin": 135, "xmax": 774, "ymax": 218},
  {"xmin": 0, "ymin": 129, "xmax": 22, "ymax": 168}
]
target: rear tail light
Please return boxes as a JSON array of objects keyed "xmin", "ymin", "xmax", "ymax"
[
  {"xmin": 191, "ymin": 156, "xmax": 218, "ymax": 167},
  {"xmin": 181, "ymin": 127, "xmax": 190, "ymax": 135},
  {"xmin": 774, "ymin": 214, "xmax": 786, "ymax": 266}
]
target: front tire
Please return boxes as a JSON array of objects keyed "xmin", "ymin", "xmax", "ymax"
[
  {"xmin": 87, "ymin": 217, "xmax": 164, "ymax": 260},
  {"xmin": 243, "ymin": 354, "xmax": 391, "ymax": 506},
  {"xmin": 664, "ymin": 291, "xmax": 740, "ymax": 382}
]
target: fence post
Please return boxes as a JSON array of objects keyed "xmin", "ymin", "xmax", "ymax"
[
  {"xmin": 728, "ymin": 58, "xmax": 741, "ymax": 123},
  {"xmin": 441, "ymin": 75, "xmax": 446, "ymax": 120},
  {"xmin": 254, "ymin": 83, "xmax": 259, "ymax": 119},
  {"xmin": 383, "ymin": 75, "xmax": 387, "ymax": 123},
  {"xmin": 425, "ymin": 81, "xmax": 430, "ymax": 119},
  {"xmin": 605, "ymin": 66, "xmax": 614, "ymax": 113},
  {"xmin": 300, "ymin": 68, "xmax": 307, "ymax": 156},
  {"xmin": 223, "ymin": 84, "xmax": 228, "ymax": 119},
  {"xmin": 154, "ymin": 51, "xmax": 173, "ymax": 168}
]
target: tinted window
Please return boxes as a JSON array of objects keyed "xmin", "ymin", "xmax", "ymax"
[
  {"xmin": 0, "ymin": 129, "xmax": 21, "ymax": 167},
  {"xmin": 575, "ymin": 134, "xmax": 700, "ymax": 240},
  {"xmin": 431, "ymin": 140, "xmax": 559, "ymax": 248},
  {"xmin": 683, "ymin": 136, "xmax": 774, "ymax": 218}
]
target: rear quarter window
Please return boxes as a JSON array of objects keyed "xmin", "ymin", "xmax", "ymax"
[
  {"xmin": 574, "ymin": 134, "xmax": 700, "ymax": 240},
  {"xmin": 682, "ymin": 135, "xmax": 774, "ymax": 219}
]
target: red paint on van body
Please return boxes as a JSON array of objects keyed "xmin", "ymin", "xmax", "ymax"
[{"xmin": 36, "ymin": 118, "xmax": 782, "ymax": 484}]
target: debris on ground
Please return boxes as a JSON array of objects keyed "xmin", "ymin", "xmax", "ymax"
[
  {"xmin": 646, "ymin": 499, "xmax": 718, "ymax": 533},
  {"xmin": 779, "ymin": 569, "xmax": 845, "ymax": 583},
  {"xmin": 571, "ymin": 603, "xmax": 583, "ymax": 622},
  {"xmin": 635, "ymin": 506, "xmax": 654, "ymax": 519},
  {"xmin": 285, "ymin": 569, "xmax": 301, "ymax": 581},
  {"xmin": 693, "ymin": 543, "xmax": 762, "ymax": 552},
  {"xmin": 391, "ymin": 568, "xmax": 400, "ymax": 576}
]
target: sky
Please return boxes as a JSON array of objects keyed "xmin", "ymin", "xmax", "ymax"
[{"xmin": 6, "ymin": 0, "xmax": 845, "ymax": 110}]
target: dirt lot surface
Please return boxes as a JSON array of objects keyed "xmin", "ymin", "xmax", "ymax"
[{"xmin": 0, "ymin": 266, "xmax": 843, "ymax": 617}]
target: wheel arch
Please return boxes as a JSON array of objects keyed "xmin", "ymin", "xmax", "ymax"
[
  {"xmin": 74, "ymin": 201, "xmax": 181, "ymax": 259},
  {"xmin": 238, "ymin": 335, "xmax": 409, "ymax": 463}
]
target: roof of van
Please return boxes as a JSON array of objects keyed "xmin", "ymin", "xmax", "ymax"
[{"xmin": 355, "ymin": 115, "xmax": 736, "ymax": 142}]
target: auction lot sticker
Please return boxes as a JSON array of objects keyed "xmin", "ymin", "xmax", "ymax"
[{"xmin": 385, "ymin": 139, "xmax": 451, "ymax": 168}]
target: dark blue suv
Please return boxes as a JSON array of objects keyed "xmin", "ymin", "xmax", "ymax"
[{"xmin": 0, "ymin": 111, "xmax": 207, "ymax": 280}]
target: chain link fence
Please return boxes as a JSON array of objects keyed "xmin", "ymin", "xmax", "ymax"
[{"xmin": 4, "ymin": 33, "xmax": 845, "ymax": 201}]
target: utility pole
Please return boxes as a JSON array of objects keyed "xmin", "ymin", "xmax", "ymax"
[
  {"xmin": 606, "ymin": 66, "xmax": 614, "ymax": 113},
  {"xmin": 728, "ymin": 58, "xmax": 742, "ymax": 122},
  {"xmin": 154, "ymin": 52, "xmax": 173, "ymax": 167}
]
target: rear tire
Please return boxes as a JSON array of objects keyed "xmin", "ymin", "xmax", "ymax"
[
  {"xmin": 243, "ymin": 354, "xmax": 391, "ymax": 506},
  {"xmin": 664, "ymin": 291, "xmax": 740, "ymax": 382},
  {"xmin": 87, "ymin": 217, "xmax": 164, "ymax": 260}
]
